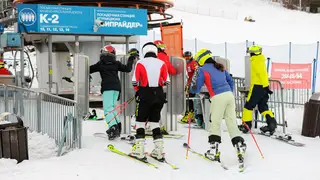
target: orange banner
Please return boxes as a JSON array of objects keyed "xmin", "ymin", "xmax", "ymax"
[
  {"xmin": 270, "ymin": 62, "xmax": 312, "ymax": 89},
  {"xmin": 160, "ymin": 23, "xmax": 183, "ymax": 57}
]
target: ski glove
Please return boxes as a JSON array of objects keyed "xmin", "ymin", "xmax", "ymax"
[
  {"xmin": 264, "ymin": 86, "xmax": 273, "ymax": 95},
  {"xmin": 24, "ymin": 76, "xmax": 32, "ymax": 83},
  {"xmin": 62, "ymin": 77, "xmax": 73, "ymax": 83}
]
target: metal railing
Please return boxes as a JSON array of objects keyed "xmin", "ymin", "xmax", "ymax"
[
  {"xmin": 280, "ymin": 78, "xmax": 311, "ymax": 107},
  {"xmin": 233, "ymin": 77, "xmax": 287, "ymax": 133},
  {"xmin": 0, "ymin": 84, "xmax": 82, "ymax": 155}
]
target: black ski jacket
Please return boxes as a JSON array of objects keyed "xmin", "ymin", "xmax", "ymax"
[{"xmin": 90, "ymin": 54, "xmax": 134, "ymax": 94}]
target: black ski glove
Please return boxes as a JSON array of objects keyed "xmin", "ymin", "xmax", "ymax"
[
  {"xmin": 264, "ymin": 86, "xmax": 273, "ymax": 95},
  {"xmin": 24, "ymin": 76, "xmax": 32, "ymax": 83},
  {"xmin": 62, "ymin": 77, "xmax": 73, "ymax": 83}
]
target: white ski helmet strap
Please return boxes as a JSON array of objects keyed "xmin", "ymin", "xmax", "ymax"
[{"xmin": 142, "ymin": 42, "xmax": 158, "ymax": 57}]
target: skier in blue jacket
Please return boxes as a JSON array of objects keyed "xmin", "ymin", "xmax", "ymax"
[{"xmin": 189, "ymin": 49, "xmax": 246, "ymax": 164}]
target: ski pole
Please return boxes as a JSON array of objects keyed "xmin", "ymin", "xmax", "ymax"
[
  {"xmin": 186, "ymin": 113, "xmax": 192, "ymax": 159},
  {"xmin": 105, "ymin": 97, "xmax": 135, "ymax": 126},
  {"xmin": 242, "ymin": 120, "xmax": 264, "ymax": 159},
  {"xmin": 105, "ymin": 96, "xmax": 135, "ymax": 117}
]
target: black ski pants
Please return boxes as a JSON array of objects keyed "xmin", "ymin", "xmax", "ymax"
[
  {"xmin": 135, "ymin": 87, "xmax": 166, "ymax": 139},
  {"xmin": 242, "ymin": 85, "xmax": 275, "ymax": 126},
  {"xmin": 135, "ymin": 87, "xmax": 166, "ymax": 123}
]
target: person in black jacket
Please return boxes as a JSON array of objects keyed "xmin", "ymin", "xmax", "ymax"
[{"xmin": 90, "ymin": 45, "xmax": 135, "ymax": 140}]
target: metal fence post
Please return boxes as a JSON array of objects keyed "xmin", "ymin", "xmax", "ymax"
[
  {"xmin": 312, "ymin": 58, "xmax": 317, "ymax": 94},
  {"xmin": 312, "ymin": 41, "xmax": 319, "ymax": 94},
  {"xmin": 76, "ymin": 104, "xmax": 82, "ymax": 148},
  {"xmin": 289, "ymin": 42, "xmax": 294, "ymax": 108},
  {"xmin": 36, "ymin": 92, "xmax": 42, "ymax": 133},
  {"xmin": 224, "ymin": 42, "xmax": 227, "ymax": 58},
  {"xmin": 4, "ymin": 85, "xmax": 8, "ymax": 113},
  {"xmin": 267, "ymin": 57, "xmax": 271, "ymax": 73},
  {"xmin": 279, "ymin": 82, "xmax": 286, "ymax": 134},
  {"xmin": 195, "ymin": 38, "xmax": 197, "ymax": 52}
]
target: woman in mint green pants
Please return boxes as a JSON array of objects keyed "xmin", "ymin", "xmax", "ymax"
[{"xmin": 90, "ymin": 45, "xmax": 136, "ymax": 140}]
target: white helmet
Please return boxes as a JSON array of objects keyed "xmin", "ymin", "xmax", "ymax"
[{"xmin": 142, "ymin": 42, "xmax": 158, "ymax": 57}]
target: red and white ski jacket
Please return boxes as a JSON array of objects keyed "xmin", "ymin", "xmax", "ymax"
[
  {"xmin": 132, "ymin": 57, "xmax": 170, "ymax": 91},
  {"xmin": 157, "ymin": 51, "xmax": 177, "ymax": 75}
]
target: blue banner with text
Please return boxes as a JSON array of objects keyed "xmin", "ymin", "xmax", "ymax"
[{"xmin": 17, "ymin": 4, "xmax": 148, "ymax": 35}]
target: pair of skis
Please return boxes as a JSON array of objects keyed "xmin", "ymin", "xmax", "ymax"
[
  {"xmin": 107, "ymin": 144, "xmax": 178, "ymax": 169},
  {"xmin": 94, "ymin": 133, "xmax": 184, "ymax": 145},
  {"xmin": 106, "ymin": 142, "xmax": 244, "ymax": 172},
  {"xmin": 120, "ymin": 134, "xmax": 184, "ymax": 145},
  {"xmin": 183, "ymin": 143, "xmax": 245, "ymax": 172},
  {"xmin": 257, "ymin": 132, "xmax": 305, "ymax": 147}
]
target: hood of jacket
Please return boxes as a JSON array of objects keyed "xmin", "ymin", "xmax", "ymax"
[{"xmin": 99, "ymin": 53, "xmax": 117, "ymax": 65}]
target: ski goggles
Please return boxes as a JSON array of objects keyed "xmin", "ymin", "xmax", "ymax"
[
  {"xmin": 183, "ymin": 56, "xmax": 192, "ymax": 60},
  {"xmin": 157, "ymin": 44, "xmax": 166, "ymax": 49}
]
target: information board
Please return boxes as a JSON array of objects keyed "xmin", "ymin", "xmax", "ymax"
[
  {"xmin": 17, "ymin": 4, "xmax": 148, "ymax": 35},
  {"xmin": 270, "ymin": 62, "xmax": 312, "ymax": 89}
]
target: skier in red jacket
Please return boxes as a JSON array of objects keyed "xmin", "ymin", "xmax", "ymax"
[
  {"xmin": 180, "ymin": 51, "xmax": 198, "ymax": 123},
  {"xmin": 150, "ymin": 40, "xmax": 177, "ymax": 134},
  {"xmin": 0, "ymin": 60, "xmax": 12, "ymax": 75},
  {"xmin": 154, "ymin": 40, "xmax": 177, "ymax": 75}
]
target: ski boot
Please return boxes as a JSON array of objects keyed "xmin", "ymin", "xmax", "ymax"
[
  {"xmin": 232, "ymin": 136, "xmax": 246, "ymax": 171},
  {"xmin": 130, "ymin": 138, "xmax": 147, "ymax": 162},
  {"xmin": 106, "ymin": 124, "xmax": 121, "ymax": 140},
  {"xmin": 204, "ymin": 135, "xmax": 221, "ymax": 162},
  {"xmin": 195, "ymin": 114, "xmax": 204, "ymax": 129},
  {"xmin": 88, "ymin": 109, "xmax": 98, "ymax": 120},
  {"xmin": 150, "ymin": 138, "xmax": 165, "ymax": 162},
  {"xmin": 160, "ymin": 126, "xmax": 169, "ymax": 135},
  {"xmin": 117, "ymin": 122, "xmax": 122, "ymax": 134},
  {"xmin": 180, "ymin": 111, "xmax": 195, "ymax": 123},
  {"xmin": 260, "ymin": 116, "xmax": 277, "ymax": 135},
  {"xmin": 180, "ymin": 112, "xmax": 189, "ymax": 123},
  {"xmin": 204, "ymin": 141, "xmax": 221, "ymax": 162},
  {"xmin": 238, "ymin": 121, "xmax": 252, "ymax": 134}
]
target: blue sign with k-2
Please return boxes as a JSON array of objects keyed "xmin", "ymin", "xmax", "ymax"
[{"xmin": 17, "ymin": 4, "xmax": 148, "ymax": 35}]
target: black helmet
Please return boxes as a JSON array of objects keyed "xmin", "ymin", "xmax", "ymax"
[
  {"xmin": 128, "ymin": 48, "xmax": 139, "ymax": 57},
  {"xmin": 183, "ymin": 51, "xmax": 192, "ymax": 57},
  {"xmin": 183, "ymin": 51, "xmax": 193, "ymax": 60}
]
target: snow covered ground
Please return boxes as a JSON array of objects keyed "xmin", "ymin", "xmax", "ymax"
[
  {"xmin": 1, "ymin": 0, "xmax": 320, "ymax": 179},
  {"xmin": 0, "ymin": 107, "xmax": 319, "ymax": 180},
  {"xmin": 168, "ymin": 0, "xmax": 320, "ymax": 44},
  {"xmin": 0, "ymin": 129, "xmax": 58, "ymax": 179},
  {"xmin": 0, "ymin": 121, "xmax": 58, "ymax": 161}
]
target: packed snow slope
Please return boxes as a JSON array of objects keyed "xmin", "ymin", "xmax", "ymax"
[
  {"xmin": 0, "ymin": 108, "xmax": 319, "ymax": 180},
  {"xmin": 167, "ymin": 0, "xmax": 320, "ymax": 45}
]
